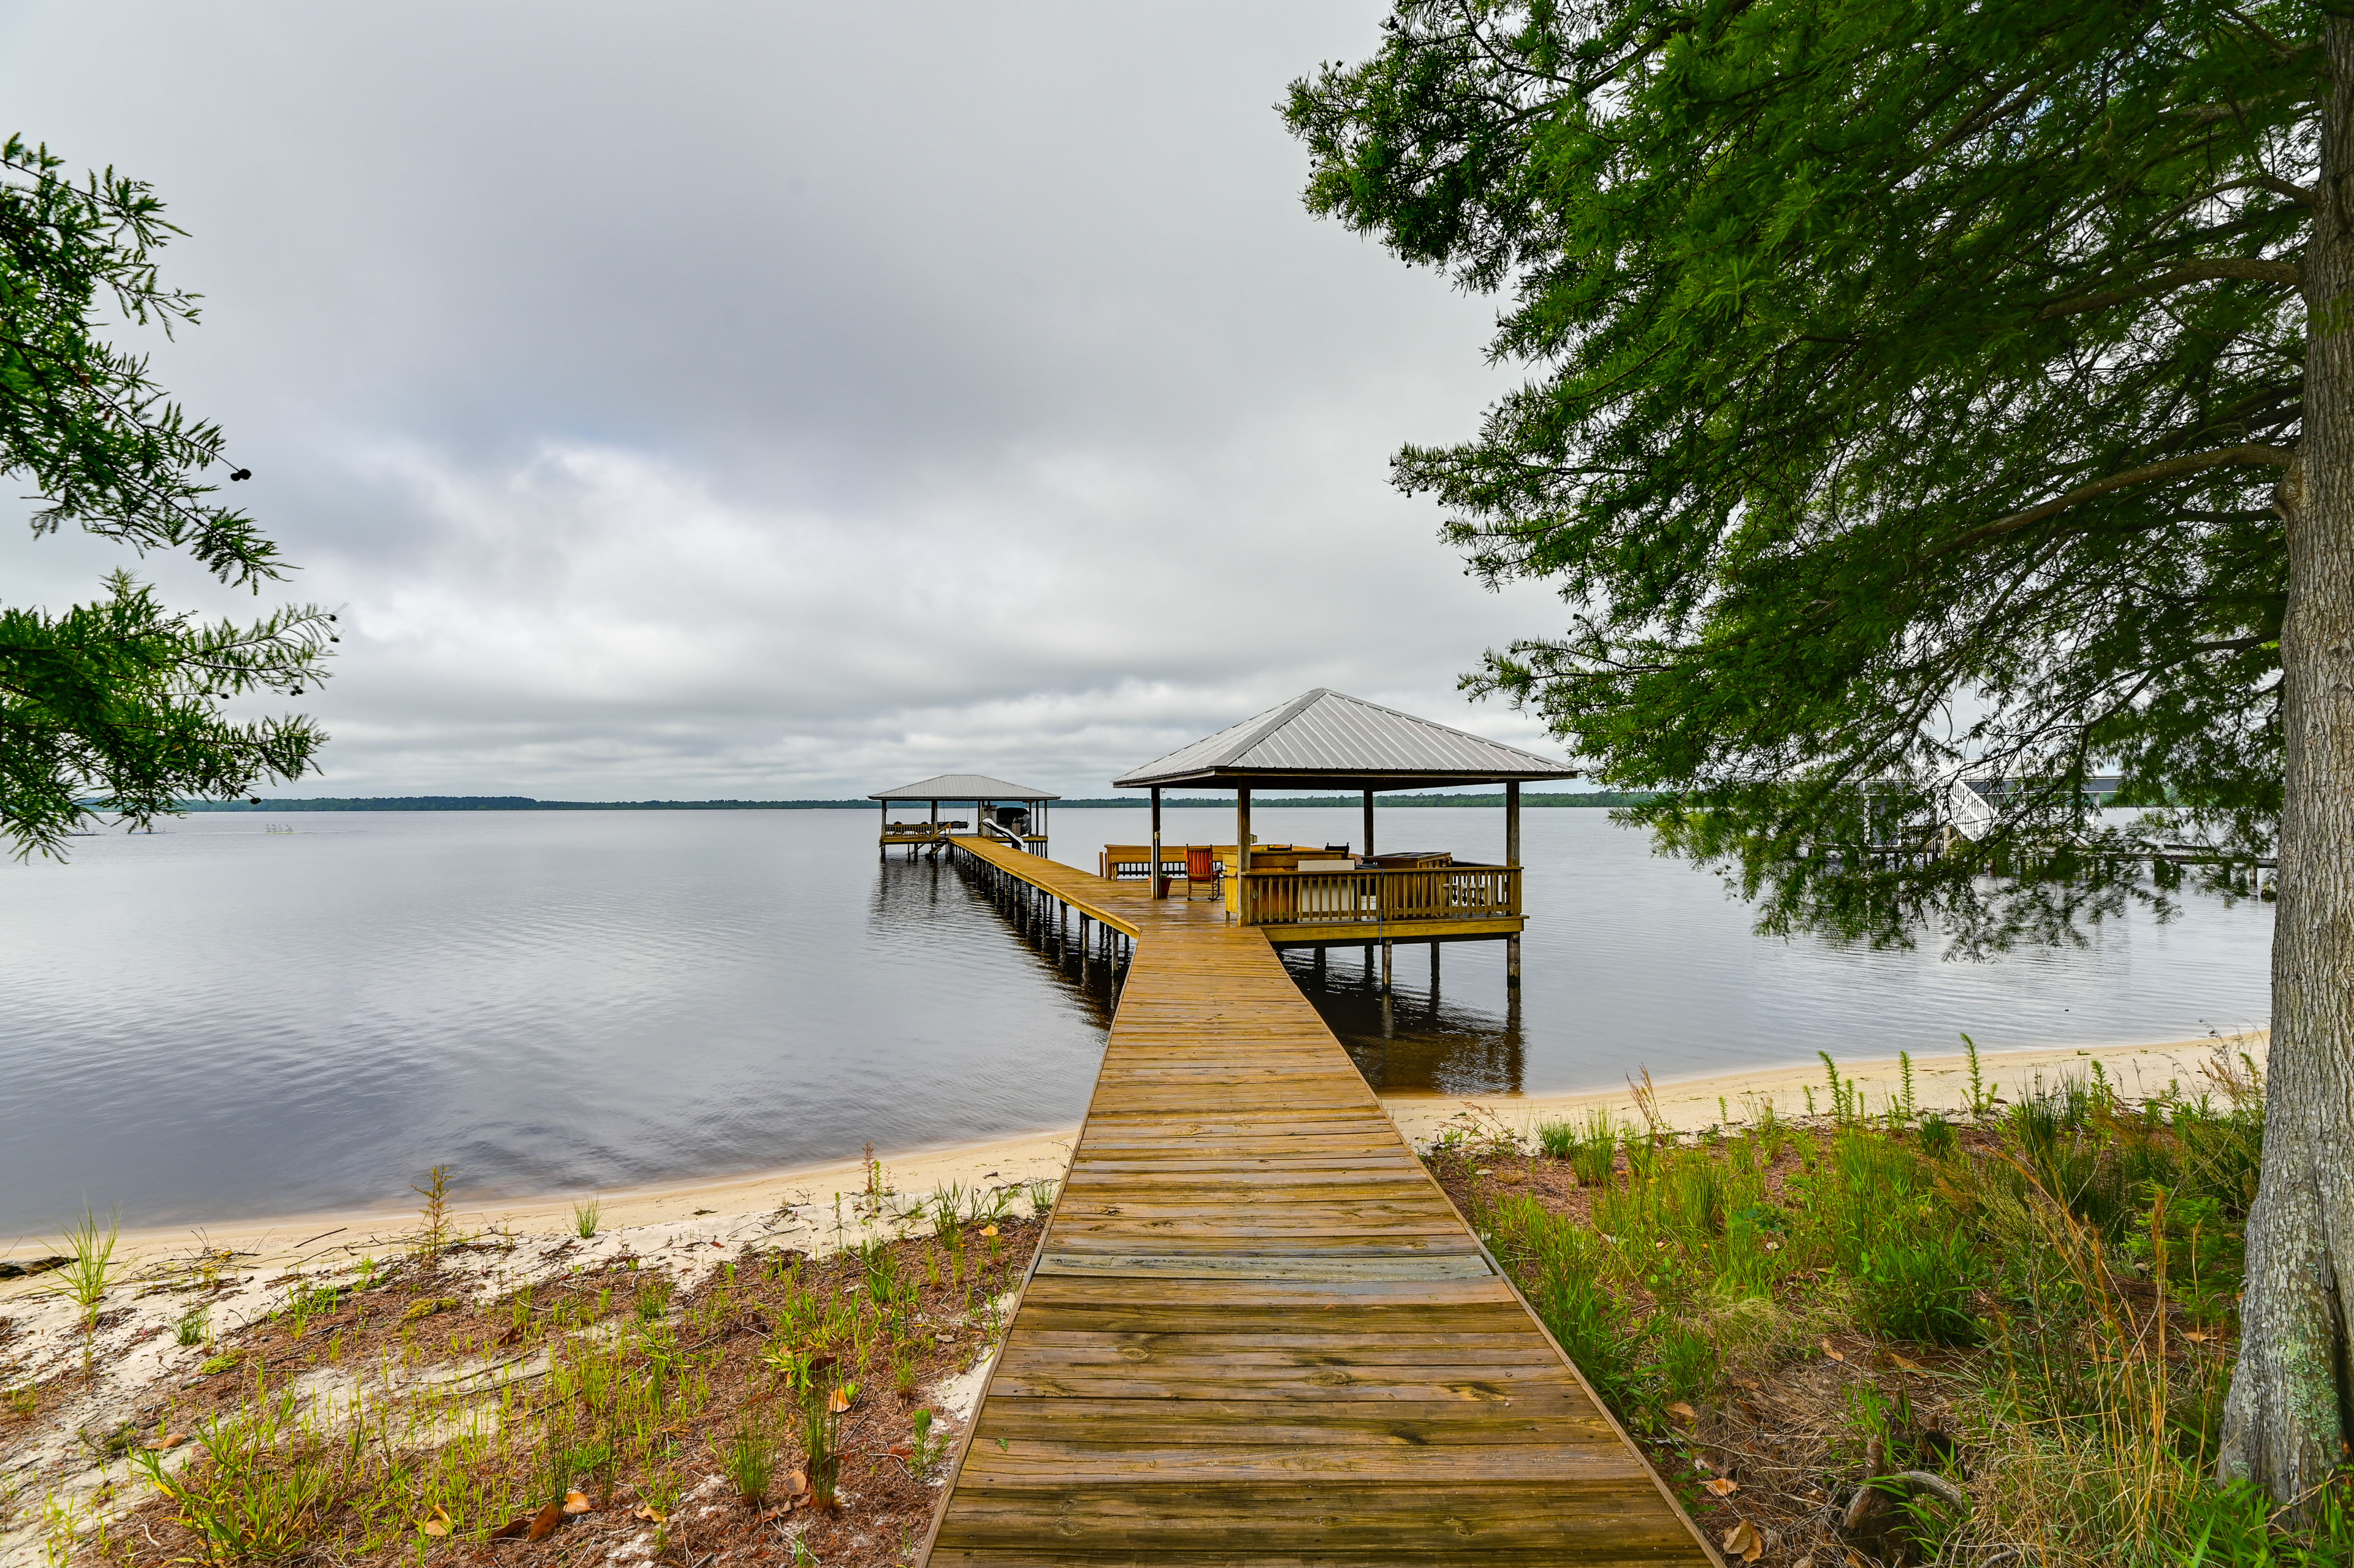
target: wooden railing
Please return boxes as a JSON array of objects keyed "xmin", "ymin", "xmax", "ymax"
[
  {"xmin": 1241, "ymin": 865, "xmax": 1521, "ymax": 927},
  {"xmin": 1101, "ymin": 847, "xmax": 1218, "ymax": 881},
  {"xmin": 881, "ymin": 822, "xmax": 949, "ymax": 840}
]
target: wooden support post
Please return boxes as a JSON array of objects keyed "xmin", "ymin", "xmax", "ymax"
[
  {"xmin": 1236, "ymin": 788, "xmax": 1252, "ymax": 923},
  {"xmin": 1151, "ymin": 786, "xmax": 1164, "ymax": 900},
  {"xmin": 1431, "ymin": 941, "xmax": 1441, "ymax": 987},
  {"xmin": 1363, "ymin": 788, "xmax": 1375, "ymax": 858},
  {"xmin": 880, "ymin": 797, "xmax": 888, "ymax": 860},
  {"xmin": 1506, "ymin": 780, "xmax": 1523, "ymax": 989},
  {"xmin": 1380, "ymin": 938, "xmax": 1393, "ymax": 996}
]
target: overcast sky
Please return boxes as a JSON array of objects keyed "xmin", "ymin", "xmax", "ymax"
[{"xmin": 4, "ymin": 2, "xmax": 1576, "ymax": 799}]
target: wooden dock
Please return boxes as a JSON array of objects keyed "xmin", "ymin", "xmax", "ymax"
[{"xmin": 919, "ymin": 838, "xmax": 1718, "ymax": 1567}]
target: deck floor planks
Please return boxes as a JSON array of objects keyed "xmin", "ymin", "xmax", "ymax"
[{"xmin": 920, "ymin": 840, "xmax": 1717, "ymax": 1567}]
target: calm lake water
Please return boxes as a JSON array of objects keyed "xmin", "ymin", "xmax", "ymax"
[{"xmin": 0, "ymin": 807, "xmax": 2271, "ymax": 1235}]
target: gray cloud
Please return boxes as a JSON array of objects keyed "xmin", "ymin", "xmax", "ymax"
[{"xmin": 2, "ymin": 2, "xmax": 1575, "ymax": 798}]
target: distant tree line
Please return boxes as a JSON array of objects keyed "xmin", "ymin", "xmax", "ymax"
[{"xmin": 173, "ymin": 791, "xmax": 1683, "ymax": 811}]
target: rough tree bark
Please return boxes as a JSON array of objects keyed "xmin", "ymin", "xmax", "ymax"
[{"xmin": 2218, "ymin": 15, "xmax": 2354, "ymax": 1506}]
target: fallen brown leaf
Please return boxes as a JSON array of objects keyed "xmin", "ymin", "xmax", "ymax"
[
  {"xmin": 1702, "ymin": 1477, "xmax": 1741, "ymax": 1497},
  {"xmin": 632, "ymin": 1505, "xmax": 668, "ymax": 1524},
  {"xmin": 562, "ymin": 1490, "xmax": 593, "ymax": 1515},
  {"xmin": 1820, "ymin": 1338, "xmax": 1847, "ymax": 1362},
  {"xmin": 2182, "ymin": 1330, "xmax": 2211, "ymax": 1343},
  {"xmin": 1889, "ymin": 1352, "xmax": 1927, "ymax": 1371},
  {"xmin": 981, "ymin": 1224, "xmax": 999, "ymax": 1237},
  {"xmin": 826, "ymin": 1386, "xmax": 853, "ymax": 1414},
  {"xmin": 1729, "ymin": 1376, "xmax": 1761, "ymax": 1391},
  {"xmin": 150, "ymin": 1432, "xmax": 187, "ymax": 1450},
  {"xmin": 789, "ymin": 1469, "xmax": 810, "ymax": 1499},
  {"xmin": 497, "ymin": 1323, "xmax": 523, "ymax": 1347},
  {"xmin": 419, "ymin": 1507, "xmax": 452, "ymax": 1539},
  {"xmin": 1666, "ymin": 1401, "xmax": 1699, "ymax": 1424},
  {"xmin": 526, "ymin": 1498, "xmax": 565, "ymax": 1542},
  {"xmin": 1724, "ymin": 1518, "xmax": 1764, "ymax": 1562},
  {"xmin": 888, "ymin": 1443, "xmax": 915, "ymax": 1458},
  {"xmin": 489, "ymin": 1516, "xmax": 531, "ymax": 1541}
]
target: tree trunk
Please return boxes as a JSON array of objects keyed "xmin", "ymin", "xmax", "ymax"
[{"xmin": 2218, "ymin": 15, "xmax": 2354, "ymax": 1507}]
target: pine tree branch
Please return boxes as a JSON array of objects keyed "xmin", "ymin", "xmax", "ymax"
[
  {"xmin": 2036, "ymin": 257, "xmax": 2302, "ymax": 318},
  {"xmin": 1930, "ymin": 444, "xmax": 2296, "ymax": 557}
]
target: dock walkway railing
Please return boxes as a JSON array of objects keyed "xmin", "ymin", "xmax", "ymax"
[{"xmin": 1243, "ymin": 863, "xmax": 1521, "ymax": 927}]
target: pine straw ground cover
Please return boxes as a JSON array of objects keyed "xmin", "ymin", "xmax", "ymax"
[
  {"xmin": 1426, "ymin": 1048, "xmax": 2354, "ymax": 1568},
  {"xmin": 53, "ymin": 1197, "xmax": 1047, "ymax": 1568}
]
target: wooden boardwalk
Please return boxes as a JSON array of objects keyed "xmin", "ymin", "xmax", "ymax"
[{"xmin": 921, "ymin": 838, "xmax": 1718, "ymax": 1567}]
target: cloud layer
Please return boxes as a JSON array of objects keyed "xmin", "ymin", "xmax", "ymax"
[{"xmin": 2, "ymin": 2, "xmax": 1575, "ymax": 797}]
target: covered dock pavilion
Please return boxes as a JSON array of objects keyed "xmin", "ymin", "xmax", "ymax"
[
  {"xmin": 870, "ymin": 773, "xmax": 1059, "ymax": 858},
  {"xmin": 1113, "ymin": 688, "xmax": 1580, "ymax": 992}
]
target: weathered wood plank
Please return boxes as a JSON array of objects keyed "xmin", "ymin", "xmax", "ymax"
[{"xmin": 1033, "ymin": 1252, "xmax": 1490, "ymax": 1280}]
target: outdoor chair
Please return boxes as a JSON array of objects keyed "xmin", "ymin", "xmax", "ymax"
[{"xmin": 1184, "ymin": 845, "xmax": 1219, "ymax": 900}]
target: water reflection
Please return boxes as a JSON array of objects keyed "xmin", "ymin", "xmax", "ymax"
[
  {"xmin": 872, "ymin": 853, "xmax": 1122, "ymax": 1027},
  {"xmin": 1281, "ymin": 944, "xmax": 1527, "ymax": 1096}
]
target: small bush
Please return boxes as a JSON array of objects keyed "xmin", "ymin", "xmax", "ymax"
[{"xmin": 1855, "ymin": 1231, "xmax": 1984, "ymax": 1345}]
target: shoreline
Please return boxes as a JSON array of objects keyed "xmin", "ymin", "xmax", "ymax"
[
  {"xmin": 0, "ymin": 1032, "xmax": 2263, "ymax": 1275},
  {"xmin": 1381, "ymin": 1030, "xmax": 2265, "ymax": 1147},
  {"xmin": 0, "ymin": 1127, "xmax": 1079, "ymax": 1278}
]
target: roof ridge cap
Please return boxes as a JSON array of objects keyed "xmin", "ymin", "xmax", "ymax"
[
  {"xmin": 1321, "ymin": 688, "xmax": 1564, "ymax": 766},
  {"xmin": 1209, "ymin": 688, "xmax": 1330, "ymax": 771}
]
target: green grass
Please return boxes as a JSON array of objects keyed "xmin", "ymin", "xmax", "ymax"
[
  {"xmin": 572, "ymin": 1198, "xmax": 600, "ymax": 1239},
  {"xmin": 1464, "ymin": 1052, "xmax": 2346, "ymax": 1566},
  {"xmin": 721, "ymin": 1411, "xmax": 775, "ymax": 1506},
  {"xmin": 56, "ymin": 1206, "xmax": 120, "ymax": 1331}
]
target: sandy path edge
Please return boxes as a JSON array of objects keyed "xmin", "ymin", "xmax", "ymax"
[
  {"xmin": 2, "ymin": 1033, "xmax": 2265, "ymax": 1274},
  {"xmin": 1380, "ymin": 1031, "xmax": 2268, "ymax": 1149}
]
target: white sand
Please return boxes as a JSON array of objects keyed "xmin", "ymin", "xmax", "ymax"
[
  {"xmin": 1379, "ymin": 1032, "xmax": 2267, "ymax": 1148},
  {"xmin": 1, "ymin": 1127, "xmax": 1078, "ymax": 1279}
]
